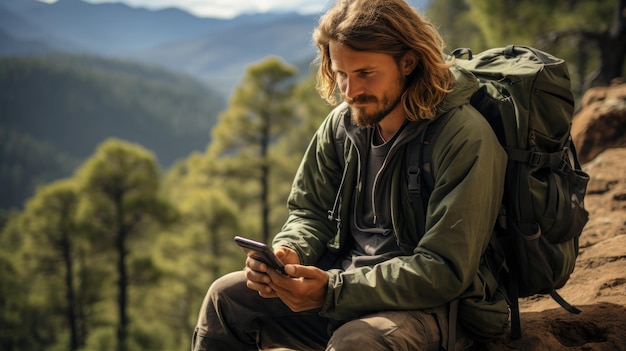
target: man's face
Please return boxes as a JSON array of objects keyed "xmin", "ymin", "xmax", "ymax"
[{"xmin": 329, "ymin": 41, "xmax": 407, "ymax": 128}]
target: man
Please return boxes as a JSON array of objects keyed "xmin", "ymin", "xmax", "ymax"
[{"xmin": 193, "ymin": 0, "xmax": 508, "ymax": 350}]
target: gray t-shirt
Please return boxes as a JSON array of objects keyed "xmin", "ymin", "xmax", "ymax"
[{"xmin": 342, "ymin": 128, "xmax": 405, "ymax": 271}]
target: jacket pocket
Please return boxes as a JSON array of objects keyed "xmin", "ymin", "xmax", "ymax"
[
  {"xmin": 457, "ymin": 288, "xmax": 509, "ymax": 342},
  {"xmin": 457, "ymin": 264, "xmax": 509, "ymax": 342}
]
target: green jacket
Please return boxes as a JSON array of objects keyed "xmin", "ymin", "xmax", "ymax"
[{"xmin": 273, "ymin": 66, "xmax": 508, "ymax": 321}]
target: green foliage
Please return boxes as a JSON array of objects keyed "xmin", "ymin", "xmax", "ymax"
[
  {"xmin": 0, "ymin": 255, "xmax": 35, "ymax": 350},
  {"xmin": 83, "ymin": 327, "xmax": 117, "ymax": 351},
  {"xmin": 74, "ymin": 138, "xmax": 178, "ymax": 350},
  {"xmin": 462, "ymin": 0, "xmax": 616, "ymax": 48},
  {"xmin": 209, "ymin": 56, "xmax": 298, "ymax": 158},
  {"xmin": 208, "ymin": 56, "xmax": 298, "ymax": 242},
  {"xmin": 76, "ymin": 138, "xmax": 172, "ymax": 235},
  {"xmin": 267, "ymin": 73, "xmax": 334, "ymax": 231},
  {"xmin": 20, "ymin": 179, "xmax": 92, "ymax": 350},
  {"xmin": 426, "ymin": 0, "xmax": 485, "ymax": 51},
  {"xmin": 0, "ymin": 178, "xmax": 110, "ymax": 350},
  {"xmin": 429, "ymin": 0, "xmax": 617, "ymax": 51},
  {"xmin": 428, "ymin": 0, "xmax": 623, "ymax": 95}
]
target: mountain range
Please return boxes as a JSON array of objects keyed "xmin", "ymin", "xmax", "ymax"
[
  {"xmin": 0, "ymin": 0, "xmax": 432, "ymax": 96},
  {"xmin": 0, "ymin": 0, "xmax": 324, "ymax": 96}
]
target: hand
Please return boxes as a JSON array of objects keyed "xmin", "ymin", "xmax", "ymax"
[
  {"xmin": 244, "ymin": 246, "xmax": 300, "ymax": 298},
  {"xmin": 244, "ymin": 247, "xmax": 328, "ymax": 312},
  {"xmin": 266, "ymin": 264, "xmax": 329, "ymax": 312}
]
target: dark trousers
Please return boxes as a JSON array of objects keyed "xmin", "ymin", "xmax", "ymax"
[{"xmin": 192, "ymin": 271, "xmax": 474, "ymax": 351}]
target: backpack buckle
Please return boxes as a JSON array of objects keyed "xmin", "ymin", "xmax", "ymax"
[
  {"xmin": 529, "ymin": 152, "xmax": 543, "ymax": 167},
  {"xmin": 407, "ymin": 165, "xmax": 421, "ymax": 196}
]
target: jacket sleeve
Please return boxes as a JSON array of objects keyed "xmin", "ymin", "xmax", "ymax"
[
  {"xmin": 321, "ymin": 106, "xmax": 507, "ymax": 320},
  {"xmin": 272, "ymin": 106, "xmax": 347, "ymax": 265}
]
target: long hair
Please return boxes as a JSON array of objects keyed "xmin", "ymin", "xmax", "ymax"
[{"xmin": 313, "ymin": 0, "xmax": 454, "ymax": 121}]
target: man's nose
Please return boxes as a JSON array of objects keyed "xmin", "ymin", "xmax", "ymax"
[{"xmin": 343, "ymin": 77, "xmax": 362, "ymax": 100}]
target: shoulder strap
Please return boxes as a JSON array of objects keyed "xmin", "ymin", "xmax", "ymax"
[{"xmin": 406, "ymin": 108, "xmax": 456, "ymax": 240}]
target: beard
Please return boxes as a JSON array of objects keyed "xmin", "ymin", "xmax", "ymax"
[{"xmin": 342, "ymin": 77, "xmax": 406, "ymax": 128}]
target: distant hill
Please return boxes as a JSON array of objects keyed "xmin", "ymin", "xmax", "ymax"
[
  {"xmin": 0, "ymin": 53, "xmax": 225, "ymax": 209},
  {"xmin": 0, "ymin": 0, "xmax": 320, "ymax": 96},
  {"xmin": 0, "ymin": 126, "xmax": 81, "ymax": 210},
  {"xmin": 0, "ymin": 0, "xmax": 229, "ymax": 53},
  {"xmin": 128, "ymin": 12, "xmax": 320, "ymax": 95}
]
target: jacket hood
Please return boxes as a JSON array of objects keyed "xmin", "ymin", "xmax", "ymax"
[{"xmin": 436, "ymin": 64, "xmax": 479, "ymax": 116}]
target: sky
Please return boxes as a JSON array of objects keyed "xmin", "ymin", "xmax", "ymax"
[{"xmin": 37, "ymin": 0, "xmax": 334, "ymax": 19}]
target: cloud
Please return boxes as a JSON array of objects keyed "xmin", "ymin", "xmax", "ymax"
[
  {"xmin": 59, "ymin": 0, "xmax": 330, "ymax": 18},
  {"xmin": 178, "ymin": 0, "xmax": 332, "ymax": 18}
]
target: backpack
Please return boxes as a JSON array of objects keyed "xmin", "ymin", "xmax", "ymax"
[{"xmin": 409, "ymin": 45, "xmax": 591, "ymax": 339}]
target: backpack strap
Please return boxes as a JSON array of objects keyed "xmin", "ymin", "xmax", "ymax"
[
  {"xmin": 333, "ymin": 109, "xmax": 348, "ymax": 169},
  {"xmin": 405, "ymin": 108, "xmax": 457, "ymax": 348},
  {"xmin": 406, "ymin": 108, "xmax": 456, "ymax": 240}
]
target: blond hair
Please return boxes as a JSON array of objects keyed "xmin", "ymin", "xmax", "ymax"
[{"xmin": 313, "ymin": 0, "xmax": 454, "ymax": 120}]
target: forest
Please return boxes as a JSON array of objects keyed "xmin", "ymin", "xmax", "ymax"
[
  {"xmin": 0, "ymin": 53, "xmax": 225, "ymax": 210},
  {"xmin": 0, "ymin": 0, "xmax": 624, "ymax": 350}
]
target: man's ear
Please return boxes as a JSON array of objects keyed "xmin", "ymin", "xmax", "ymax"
[{"xmin": 401, "ymin": 52, "xmax": 419, "ymax": 76}]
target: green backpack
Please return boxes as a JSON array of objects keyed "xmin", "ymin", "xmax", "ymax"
[{"xmin": 409, "ymin": 45, "xmax": 591, "ymax": 339}]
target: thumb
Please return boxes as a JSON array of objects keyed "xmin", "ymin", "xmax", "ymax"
[{"xmin": 284, "ymin": 264, "xmax": 324, "ymax": 279}]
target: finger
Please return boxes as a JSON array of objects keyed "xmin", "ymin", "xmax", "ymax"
[
  {"xmin": 264, "ymin": 269, "xmax": 300, "ymax": 296},
  {"xmin": 274, "ymin": 247, "xmax": 300, "ymax": 265},
  {"xmin": 244, "ymin": 267, "xmax": 271, "ymax": 285},
  {"xmin": 259, "ymin": 290, "xmax": 279, "ymax": 298},
  {"xmin": 265, "ymin": 265, "xmax": 293, "ymax": 283},
  {"xmin": 244, "ymin": 267, "xmax": 279, "ymax": 298},
  {"xmin": 283, "ymin": 264, "xmax": 326, "ymax": 279},
  {"xmin": 246, "ymin": 256, "xmax": 269, "ymax": 273},
  {"xmin": 245, "ymin": 279, "xmax": 270, "ymax": 292},
  {"xmin": 246, "ymin": 279, "xmax": 278, "ymax": 297}
]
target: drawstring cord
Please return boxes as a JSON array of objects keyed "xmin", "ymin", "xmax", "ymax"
[{"xmin": 327, "ymin": 160, "xmax": 349, "ymax": 228}]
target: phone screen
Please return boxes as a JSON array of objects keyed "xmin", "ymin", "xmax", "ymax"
[{"xmin": 234, "ymin": 236, "xmax": 286, "ymax": 274}]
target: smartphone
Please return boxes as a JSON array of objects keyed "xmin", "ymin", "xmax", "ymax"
[{"xmin": 234, "ymin": 236, "xmax": 286, "ymax": 274}]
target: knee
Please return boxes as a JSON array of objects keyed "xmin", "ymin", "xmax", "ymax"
[
  {"xmin": 195, "ymin": 271, "xmax": 247, "ymax": 328},
  {"xmin": 327, "ymin": 319, "xmax": 388, "ymax": 350},
  {"xmin": 206, "ymin": 271, "xmax": 247, "ymax": 300},
  {"xmin": 327, "ymin": 311, "xmax": 442, "ymax": 351}
]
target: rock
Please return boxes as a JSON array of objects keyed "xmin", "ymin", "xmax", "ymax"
[{"xmin": 571, "ymin": 83, "xmax": 626, "ymax": 164}]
